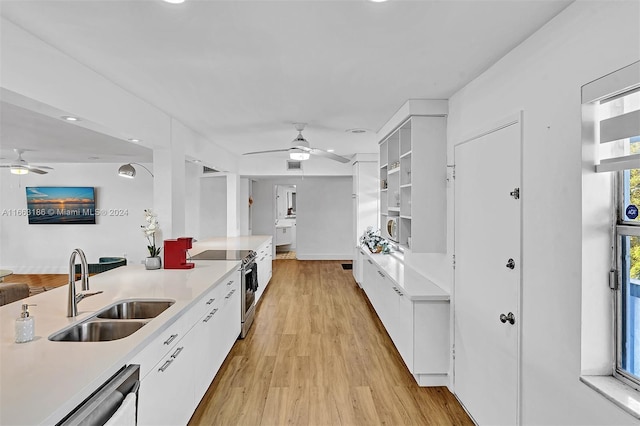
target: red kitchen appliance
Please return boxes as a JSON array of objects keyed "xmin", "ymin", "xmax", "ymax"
[{"xmin": 163, "ymin": 237, "xmax": 195, "ymax": 269}]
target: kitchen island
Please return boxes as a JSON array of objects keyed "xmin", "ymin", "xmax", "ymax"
[{"xmin": 0, "ymin": 235, "xmax": 271, "ymax": 426}]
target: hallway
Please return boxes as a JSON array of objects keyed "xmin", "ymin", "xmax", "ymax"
[{"xmin": 189, "ymin": 259, "xmax": 472, "ymax": 425}]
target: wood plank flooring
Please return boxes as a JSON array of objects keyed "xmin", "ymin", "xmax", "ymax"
[
  {"xmin": 189, "ymin": 260, "xmax": 473, "ymax": 426},
  {"xmin": 2, "ymin": 274, "xmax": 67, "ymax": 295}
]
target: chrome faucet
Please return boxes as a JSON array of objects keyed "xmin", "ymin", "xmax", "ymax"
[{"xmin": 67, "ymin": 248, "xmax": 102, "ymax": 317}]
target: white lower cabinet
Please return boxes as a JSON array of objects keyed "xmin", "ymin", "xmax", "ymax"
[
  {"xmin": 137, "ymin": 330, "xmax": 197, "ymax": 426},
  {"xmin": 135, "ymin": 270, "xmax": 241, "ymax": 426},
  {"xmin": 255, "ymin": 239, "xmax": 273, "ymax": 303},
  {"xmin": 362, "ymin": 256, "xmax": 449, "ymax": 386}
]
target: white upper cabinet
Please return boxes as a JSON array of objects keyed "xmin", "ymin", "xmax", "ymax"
[{"xmin": 378, "ymin": 100, "xmax": 447, "ymax": 253}]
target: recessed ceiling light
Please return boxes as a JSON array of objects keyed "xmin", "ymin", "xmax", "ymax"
[
  {"xmin": 346, "ymin": 128, "xmax": 367, "ymax": 134},
  {"xmin": 369, "ymin": 0, "xmax": 388, "ymax": 2},
  {"xmin": 163, "ymin": 0, "xmax": 185, "ymax": 3},
  {"xmin": 62, "ymin": 116, "xmax": 79, "ymax": 122},
  {"xmin": 327, "ymin": 149, "xmax": 335, "ymax": 153},
  {"xmin": 128, "ymin": 138, "xmax": 141, "ymax": 143},
  {"xmin": 88, "ymin": 156, "xmax": 100, "ymax": 160},
  {"xmin": 192, "ymin": 159, "xmax": 202, "ymax": 163}
]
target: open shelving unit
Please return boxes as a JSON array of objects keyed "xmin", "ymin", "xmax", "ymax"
[{"xmin": 378, "ymin": 100, "xmax": 447, "ymax": 253}]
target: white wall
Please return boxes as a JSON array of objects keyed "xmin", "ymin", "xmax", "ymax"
[
  {"xmin": 1, "ymin": 19, "xmax": 240, "ymax": 239},
  {"xmin": 446, "ymin": 1, "xmax": 639, "ymax": 424},
  {"xmin": 252, "ymin": 177, "xmax": 353, "ymax": 260},
  {"xmin": 0, "ymin": 163, "xmax": 153, "ymax": 273},
  {"xmin": 199, "ymin": 176, "xmax": 227, "ymax": 239}
]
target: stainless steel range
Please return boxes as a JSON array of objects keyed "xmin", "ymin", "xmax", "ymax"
[{"xmin": 190, "ymin": 249, "xmax": 258, "ymax": 338}]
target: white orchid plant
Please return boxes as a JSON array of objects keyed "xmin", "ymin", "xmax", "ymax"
[{"xmin": 141, "ymin": 209, "xmax": 161, "ymax": 257}]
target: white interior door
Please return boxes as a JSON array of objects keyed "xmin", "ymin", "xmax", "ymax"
[{"xmin": 454, "ymin": 120, "xmax": 521, "ymax": 425}]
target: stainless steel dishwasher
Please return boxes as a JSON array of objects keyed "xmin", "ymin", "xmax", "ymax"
[{"xmin": 56, "ymin": 364, "xmax": 140, "ymax": 426}]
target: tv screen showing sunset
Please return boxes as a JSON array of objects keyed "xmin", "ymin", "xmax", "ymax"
[{"xmin": 26, "ymin": 187, "xmax": 96, "ymax": 224}]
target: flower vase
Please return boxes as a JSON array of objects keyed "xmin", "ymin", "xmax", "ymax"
[{"xmin": 145, "ymin": 256, "xmax": 162, "ymax": 270}]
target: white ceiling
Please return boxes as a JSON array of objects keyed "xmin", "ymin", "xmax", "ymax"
[
  {"xmin": 0, "ymin": 101, "xmax": 152, "ymax": 164},
  {"xmin": 0, "ymin": 0, "xmax": 573, "ymax": 163}
]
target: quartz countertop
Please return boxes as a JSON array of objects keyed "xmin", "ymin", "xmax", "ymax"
[
  {"xmin": 190, "ymin": 235, "xmax": 272, "ymax": 255},
  {"xmin": 0, "ymin": 235, "xmax": 271, "ymax": 425},
  {"xmin": 361, "ymin": 247, "xmax": 450, "ymax": 301}
]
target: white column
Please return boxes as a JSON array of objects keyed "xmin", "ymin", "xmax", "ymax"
[
  {"xmin": 153, "ymin": 117, "xmax": 186, "ymax": 239},
  {"xmin": 226, "ymin": 173, "xmax": 240, "ymax": 237}
]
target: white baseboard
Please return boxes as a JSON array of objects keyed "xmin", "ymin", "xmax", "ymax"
[
  {"xmin": 415, "ymin": 373, "xmax": 449, "ymax": 387},
  {"xmin": 295, "ymin": 253, "xmax": 354, "ymax": 261}
]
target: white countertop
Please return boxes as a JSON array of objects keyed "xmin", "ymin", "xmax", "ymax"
[
  {"xmin": 190, "ymin": 235, "xmax": 271, "ymax": 255},
  {"xmin": 361, "ymin": 247, "xmax": 450, "ymax": 301},
  {"xmin": 0, "ymin": 235, "xmax": 271, "ymax": 425}
]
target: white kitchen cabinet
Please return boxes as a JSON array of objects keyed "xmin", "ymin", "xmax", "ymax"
[
  {"xmin": 134, "ymin": 269, "xmax": 242, "ymax": 425},
  {"xmin": 255, "ymin": 239, "xmax": 273, "ymax": 303},
  {"xmin": 137, "ymin": 329, "xmax": 197, "ymax": 426},
  {"xmin": 193, "ymin": 275, "xmax": 241, "ymax": 403},
  {"xmin": 352, "ymin": 157, "xmax": 378, "ymax": 284},
  {"xmin": 361, "ymin": 252, "xmax": 449, "ymax": 386},
  {"xmin": 378, "ymin": 100, "xmax": 447, "ymax": 253}
]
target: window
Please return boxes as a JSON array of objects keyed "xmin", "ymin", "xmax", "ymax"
[
  {"xmin": 610, "ymin": 88, "xmax": 640, "ymax": 387},
  {"xmin": 617, "ymin": 163, "xmax": 640, "ymax": 383},
  {"xmin": 580, "ymin": 62, "xmax": 640, "ymax": 414}
]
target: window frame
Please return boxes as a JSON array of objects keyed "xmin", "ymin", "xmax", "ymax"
[{"xmin": 614, "ymin": 170, "xmax": 640, "ymax": 391}]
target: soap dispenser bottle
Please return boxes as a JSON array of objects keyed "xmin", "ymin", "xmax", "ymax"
[{"xmin": 15, "ymin": 304, "xmax": 35, "ymax": 343}]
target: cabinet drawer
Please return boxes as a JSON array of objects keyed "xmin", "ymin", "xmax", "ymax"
[
  {"xmin": 130, "ymin": 312, "xmax": 191, "ymax": 379},
  {"xmin": 221, "ymin": 278, "xmax": 240, "ymax": 310},
  {"xmin": 191, "ymin": 283, "xmax": 225, "ymax": 322}
]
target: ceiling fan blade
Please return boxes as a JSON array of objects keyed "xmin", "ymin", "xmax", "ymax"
[
  {"xmin": 309, "ymin": 148, "xmax": 351, "ymax": 163},
  {"xmin": 27, "ymin": 164, "xmax": 53, "ymax": 170},
  {"xmin": 243, "ymin": 148, "xmax": 292, "ymax": 155},
  {"xmin": 28, "ymin": 168, "xmax": 48, "ymax": 174}
]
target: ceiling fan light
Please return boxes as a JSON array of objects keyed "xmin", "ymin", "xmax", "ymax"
[
  {"xmin": 290, "ymin": 152, "xmax": 310, "ymax": 161},
  {"xmin": 10, "ymin": 167, "xmax": 29, "ymax": 175},
  {"xmin": 118, "ymin": 163, "xmax": 136, "ymax": 178}
]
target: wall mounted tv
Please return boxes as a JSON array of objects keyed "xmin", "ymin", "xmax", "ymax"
[{"xmin": 26, "ymin": 187, "xmax": 96, "ymax": 224}]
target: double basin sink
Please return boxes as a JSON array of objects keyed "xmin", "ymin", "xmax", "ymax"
[{"xmin": 49, "ymin": 299, "xmax": 175, "ymax": 342}]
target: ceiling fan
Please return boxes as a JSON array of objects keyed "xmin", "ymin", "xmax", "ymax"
[
  {"xmin": 243, "ymin": 123, "xmax": 350, "ymax": 163},
  {"xmin": 0, "ymin": 149, "xmax": 54, "ymax": 175}
]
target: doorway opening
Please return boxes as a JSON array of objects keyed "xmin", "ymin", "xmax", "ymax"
[{"xmin": 275, "ymin": 184, "xmax": 297, "ymax": 259}]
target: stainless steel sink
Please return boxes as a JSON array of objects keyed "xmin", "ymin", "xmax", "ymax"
[
  {"xmin": 49, "ymin": 298, "xmax": 176, "ymax": 342},
  {"xmin": 49, "ymin": 320, "xmax": 147, "ymax": 342},
  {"xmin": 96, "ymin": 299, "xmax": 175, "ymax": 320}
]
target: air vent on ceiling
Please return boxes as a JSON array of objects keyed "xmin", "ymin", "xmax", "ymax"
[
  {"xmin": 203, "ymin": 165, "xmax": 220, "ymax": 174},
  {"xmin": 287, "ymin": 160, "xmax": 302, "ymax": 171}
]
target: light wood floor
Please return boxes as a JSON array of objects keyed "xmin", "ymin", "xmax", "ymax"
[
  {"xmin": 189, "ymin": 260, "xmax": 473, "ymax": 426},
  {"xmin": 2, "ymin": 274, "xmax": 67, "ymax": 295}
]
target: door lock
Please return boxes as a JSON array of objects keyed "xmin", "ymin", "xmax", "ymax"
[
  {"xmin": 499, "ymin": 312, "xmax": 515, "ymax": 325},
  {"xmin": 506, "ymin": 258, "xmax": 515, "ymax": 269}
]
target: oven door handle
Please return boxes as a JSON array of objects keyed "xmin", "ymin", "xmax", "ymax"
[{"xmin": 244, "ymin": 268, "xmax": 253, "ymax": 274}]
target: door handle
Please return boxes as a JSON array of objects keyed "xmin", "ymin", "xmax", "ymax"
[
  {"xmin": 499, "ymin": 312, "xmax": 515, "ymax": 325},
  {"xmin": 506, "ymin": 258, "xmax": 515, "ymax": 269}
]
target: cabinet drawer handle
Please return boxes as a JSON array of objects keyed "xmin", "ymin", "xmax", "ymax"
[
  {"xmin": 227, "ymin": 280, "xmax": 234, "ymax": 286},
  {"xmin": 206, "ymin": 298, "xmax": 215, "ymax": 305},
  {"xmin": 171, "ymin": 346, "xmax": 184, "ymax": 359},
  {"xmin": 210, "ymin": 308, "xmax": 219, "ymax": 316},
  {"xmin": 377, "ymin": 271, "xmax": 385, "ymax": 278},
  {"xmin": 225, "ymin": 290, "xmax": 234, "ymax": 299},
  {"xmin": 203, "ymin": 314, "xmax": 213, "ymax": 323},
  {"xmin": 163, "ymin": 334, "xmax": 178, "ymax": 345},
  {"xmin": 158, "ymin": 359, "xmax": 173, "ymax": 372},
  {"xmin": 367, "ymin": 259, "xmax": 373, "ymax": 264}
]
